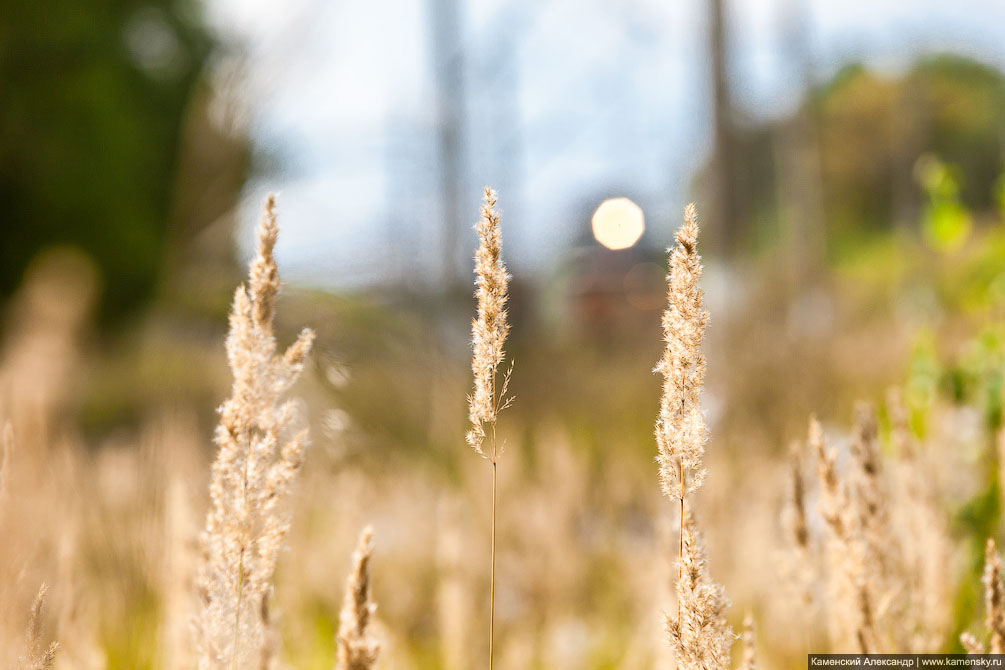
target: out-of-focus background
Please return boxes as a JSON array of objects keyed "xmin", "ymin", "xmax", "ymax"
[{"xmin": 3, "ymin": 0, "xmax": 1005, "ymax": 667}]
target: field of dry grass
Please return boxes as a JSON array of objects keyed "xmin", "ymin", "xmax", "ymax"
[{"xmin": 2, "ymin": 188, "xmax": 1005, "ymax": 670}]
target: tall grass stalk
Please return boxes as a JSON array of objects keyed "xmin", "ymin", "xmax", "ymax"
[
  {"xmin": 655, "ymin": 204, "xmax": 731, "ymax": 670},
  {"xmin": 334, "ymin": 526, "xmax": 380, "ymax": 670},
  {"xmin": 655, "ymin": 205, "xmax": 709, "ymax": 599},
  {"xmin": 18, "ymin": 583, "xmax": 58, "ymax": 670},
  {"xmin": 195, "ymin": 195, "xmax": 315, "ymax": 669},
  {"xmin": 466, "ymin": 187, "xmax": 513, "ymax": 670}
]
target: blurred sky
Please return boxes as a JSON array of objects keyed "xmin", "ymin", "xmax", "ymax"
[{"xmin": 205, "ymin": 0, "xmax": 1005, "ymax": 290}]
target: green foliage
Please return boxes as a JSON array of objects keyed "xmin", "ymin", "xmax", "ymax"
[
  {"xmin": 957, "ymin": 327, "xmax": 1005, "ymax": 431},
  {"xmin": 912, "ymin": 56, "xmax": 1005, "ymax": 211},
  {"xmin": 814, "ymin": 54, "xmax": 1005, "ymax": 235},
  {"xmin": 906, "ymin": 331, "xmax": 940, "ymax": 437},
  {"xmin": 905, "ymin": 295, "xmax": 1005, "ymax": 435},
  {"xmin": 101, "ymin": 588, "xmax": 160, "ymax": 670},
  {"xmin": 281, "ymin": 600, "xmax": 338, "ymax": 670},
  {"xmin": 0, "ymin": 0, "xmax": 214, "ymax": 320},
  {"xmin": 916, "ymin": 155, "xmax": 972, "ymax": 252}
]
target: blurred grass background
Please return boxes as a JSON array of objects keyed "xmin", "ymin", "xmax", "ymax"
[{"xmin": 3, "ymin": 0, "xmax": 1005, "ymax": 667}]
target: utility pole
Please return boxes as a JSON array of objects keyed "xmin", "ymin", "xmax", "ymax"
[
  {"xmin": 708, "ymin": 0, "xmax": 744, "ymax": 256},
  {"xmin": 428, "ymin": 0, "xmax": 467, "ymax": 290},
  {"xmin": 775, "ymin": 0, "xmax": 825, "ymax": 284}
]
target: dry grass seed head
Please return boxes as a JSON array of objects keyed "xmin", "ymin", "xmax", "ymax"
[
  {"xmin": 666, "ymin": 511, "xmax": 732, "ymax": 670},
  {"xmin": 335, "ymin": 526, "xmax": 380, "ymax": 670},
  {"xmin": 984, "ymin": 538, "xmax": 1005, "ymax": 653},
  {"xmin": 18, "ymin": 583, "xmax": 59, "ymax": 670},
  {"xmin": 810, "ymin": 416, "xmax": 843, "ymax": 534},
  {"xmin": 960, "ymin": 539, "xmax": 1005, "ymax": 655},
  {"xmin": 466, "ymin": 187, "xmax": 512, "ymax": 458},
  {"xmin": 196, "ymin": 194, "xmax": 315, "ymax": 669},
  {"xmin": 778, "ymin": 437, "xmax": 819, "ymax": 613},
  {"xmin": 810, "ymin": 414, "xmax": 870, "ymax": 651},
  {"xmin": 781, "ymin": 440, "xmax": 810, "ymax": 552},
  {"xmin": 849, "ymin": 403, "xmax": 908, "ymax": 650},
  {"xmin": 655, "ymin": 204, "xmax": 709, "ymax": 501}
]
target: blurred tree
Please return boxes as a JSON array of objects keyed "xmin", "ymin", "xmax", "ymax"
[
  {"xmin": 916, "ymin": 154, "xmax": 972, "ymax": 252},
  {"xmin": 705, "ymin": 0, "xmax": 747, "ymax": 257},
  {"xmin": 815, "ymin": 55, "xmax": 1005, "ymax": 234},
  {"xmin": 427, "ymin": 0, "xmax": 468, "ymax": 288},
  {"xmin": 696, "ymin": 54, "xmax": 1005, "ymax": 255},
  {"xmin": 0, "ymin": 0, "xmax": 240, "ymax": 321},
  {"xmin": 775, "ymin": 0, "xmax": 825, "ymax": 283}
]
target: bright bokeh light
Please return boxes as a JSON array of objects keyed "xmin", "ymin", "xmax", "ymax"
[{"xmin": 592, "ymin": 197, "xmax": 645, "ymax": 250}]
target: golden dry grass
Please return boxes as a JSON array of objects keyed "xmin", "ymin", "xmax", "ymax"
[{"xmin": 0, "ymin": 189, "xmax": 1002, "ymax": 670}]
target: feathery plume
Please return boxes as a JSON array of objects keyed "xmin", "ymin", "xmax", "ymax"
[
  {"xmin": 849, "ymin": 404, "xmax": 907, "ymax": 650},
  {"xmin": 984, "ymin": 539, "xmax": 1005, "ymax": 653},
  {"xmin": 778, "ymin": 437, "xmax": 819, "ymax": 621},
  {"xmin": 655, "ymin": 203, "xmax": 710, "ymax": 500},
  {"xmin": 195, "ymin": 194, "xmax": 315, "ymax": 669},
  {"xmin": 811, "ymin": 416, "xmax": 843, "ymax": 535},
  {"xmin": 17, "ymin": 583, "xmax": 59, "ymax": 670},
  {"xmin": 848, "ymin": 405, "xmax": 891, "ymax": 563},
  {"xmin": 335, "ymin": 526, "xmax": 380, "ymax": 670},
  {"xmin": 466, "ymin": 187, "xmax": 512, "ymax": 670},
  {"xmin": 961, "ymin": 539, "xmax": 1005, "ymax": 654},
  {"xmin": 811, "ymin": 414, "xmax": 874, "ymax": 652},
  {"xmin": 466, "ymin": 186, "xmax": 513, "ymax": 458},
  {"xmin": 782, "ymin": 441, "xmax": 810, "ymax": 553},
  {"xmin": 657, "ymin": 206, "xmax": 731, "ymax": 670},
  {"xmin": 813, "ymin": 408, "xmax": 909, "ymax": 652},
  {"xmin": 666, "ymin": 512, "xmax": 733, "ymax": 670}
]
